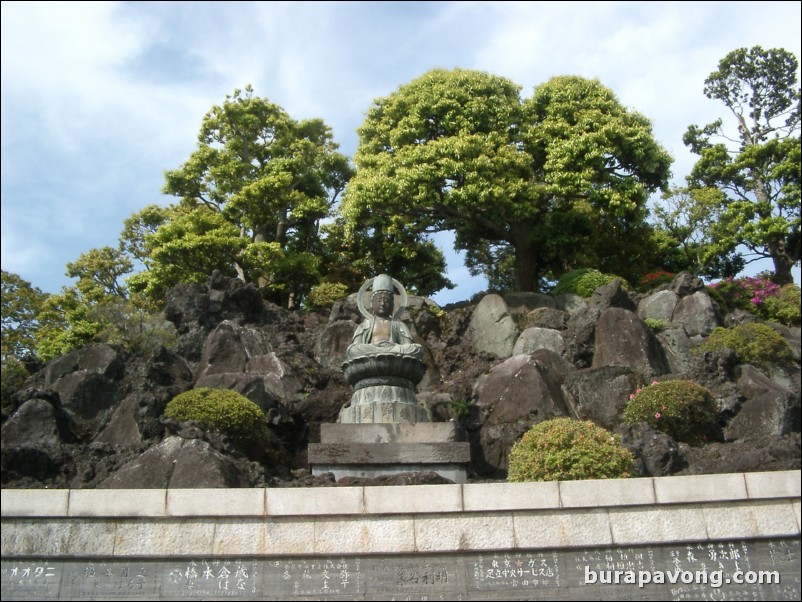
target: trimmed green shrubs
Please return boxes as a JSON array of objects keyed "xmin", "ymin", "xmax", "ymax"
[
  {"xmin": 164, "ymin": 388, "xmax": 272, "ymax": 451},
  {"xmin": 643, "ymin": 318, "xmax": 668, "ymax": 332},
  {"xmin": 552, "ymin": 268, "xmax": 624, "ymax": 298},
  {"xmin": 623, "ymin": 380, "xmax": 717, "ymax": 445},
  {"xmin": 697, "ymin": 323, "xmax": 795, "ymax": 371},
  {"xmin": 762, "ymin": 284, "xmax": 801, "ymax": 326},
  {"xmin": 507, "ymin": 418, "xmax": 634, "ymax": 482}
]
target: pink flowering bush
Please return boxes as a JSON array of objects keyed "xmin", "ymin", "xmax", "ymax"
[
  {"xmin": 707, "ymin": 276, "xmax": 789, "ymax": 322},
  {"xmin": 623, "ymin": 380, "xmax": 718, "ymax": 446}
]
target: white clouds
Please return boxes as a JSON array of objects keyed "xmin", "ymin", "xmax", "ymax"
[
  {"xmin": 2, "ymin": 2, "xmax": 147, "ymax": 144},
  {"xmin": 1, "ymin": 1, "xmax": 800, "ymax": 300}
]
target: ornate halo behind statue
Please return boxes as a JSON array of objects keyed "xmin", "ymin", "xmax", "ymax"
[{"xmin": 356, "ymin": 276, "xmax": 408, "ymax": 320}]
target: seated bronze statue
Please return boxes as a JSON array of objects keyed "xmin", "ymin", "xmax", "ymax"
[
  {"xmin": 339, "ymin": 275, "xmax": 428, "ymax": 423},
  {"xmin": 346, "ymin": 274, "xmax": 423, "ymax": 361}
]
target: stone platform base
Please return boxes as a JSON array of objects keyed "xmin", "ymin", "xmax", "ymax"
[{"xmin": 308, "ymin": 422, "xmax": 470, "ymax": 483}]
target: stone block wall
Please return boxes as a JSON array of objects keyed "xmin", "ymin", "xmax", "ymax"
[
  {"xmin": 2, "ymin": 471, "xmax": 799, "ymax": 558},
  {"xmin": 2, "ymin": 473, "xmax": 800, "ymax": 600}
]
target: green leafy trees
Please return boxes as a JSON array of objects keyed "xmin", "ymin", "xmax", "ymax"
[
  {"xmin": 35, "ymin": 244, "xmax": 174, "ymax": 361},
  {"xmin": 66, "ymin": 246, "xmax": 133, "ymax": 303},
  {"xmin": 319, "ymin": 217, "xmax": 454, "ymax": 298},
  {"xmin": 132, "ymin": 86, "xmax": 353, "ymax": 307},
  {"xmin": 0, "ymin": 268, "xmax": 104, "ymax": 364},
  {"xmin": 35, "ymin": 288, "xmax": 103, "ymax": 362},
  {"xmin": 683, "ymin": 46, "xmax": 801, "ymax": 284},
  {"xmin": 306, "ymin": 281, "xmax": 350, "ymax": 309},
  {"xmin": 24, "ymin": 88, "xmax": 359, "ymax": 362},
  {"xmin": 126, "ymin": 206, "xmax": 245, "ymax": 302},
  {"xmin": 1, "ymin": 271, "xmax": 48, "ymax": 406},
  {"xmin": 34, "ymin": 245, "xmax": 135, "ymax": 361},
  {"xmin": 343, "ymin": 69, "xmax": 672, "ymax": 292},
  {"xmin": 1, "ymin": 271, "xmax": 48, "ymax": 362},
  {"xmin": 651, "ymin": 186, "xmax": 745, "ymax": 278},
  {"xmin": 507, "ymin": 418, "xmax": 634, "ymax": 482},
  {"xmin": 118, "ymin": 204, "xmax": 171, "ymax": 266}
]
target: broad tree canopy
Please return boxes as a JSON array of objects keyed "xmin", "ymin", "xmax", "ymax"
[{"xmin": 343, "ymin": 69, "xmax": 672, "ymax": 291}]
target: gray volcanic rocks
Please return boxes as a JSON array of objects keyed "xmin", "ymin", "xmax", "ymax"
[{"xmin": 2, "ymin": 272, "xmax": 799, "ymax": 488}]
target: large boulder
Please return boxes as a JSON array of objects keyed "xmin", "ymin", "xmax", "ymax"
[
  {"xmin": 469, "ymin": 294, "xmax": 518, "ymax": 359},
  {"xmin": 471, "ymin": 350, "xmax": 574, "ymax": 475},
  {"xmin": 512, "ymin": 327, "xmax": 565, "ymax": 356},
  {"xmin": 193, "ymin": 321, "xmax": 302, "ymax": 413},
  {"xmin": 616, "ymin": 421, "xmax": 687, "ymax": 477},
  {"xmin": 43, "ymin": 343, "xmax": 124, "ymax": 386},
  {"xmin": 194, "ymin": 321, "xmax": 273, "ymax": 380},
  {"xmin": 637, "ymin": 290, "xmax": 679, "ymax": 323},
  {"xmin": 502, "ymin": 292, "xmax": 556, "ymax": 329},
  {"xmin": 726, "ymin": 365, "xmax": 801, "ymax": 440},
  {"xmin": 48, "ymin": 371, "xmax": 122, "ymax": 424},
  {"xmin": 670, "ymin": 272, "xmax": 706, "ymax": 296},
  {"xmin": 554, "ymin": 293, "xmax": 585, "ymax": 315},
  {"xmin": 41, "ymin": 344, "xmax": 126, "ymax": 426},
  {"xmin": 562, "ymin": 365, "xmax": 641, "ymax": 430},
  {"xmin": 678, "ymin": 433, "xmax": 801, "ymax": 475},
  {"xmin": 657, "ymin": 326, "xmax": 697, "ymax": 375},
  {"xmin": 97, "ymin": 436, "xmax": 250, "ymax": 488},
  {"xmin": 316, "ymin": 320, "xmax": 363, "ymax": 369},
  {"xmin": 132, "ymin": 347, "xmax": 194, "ymax": 441},
  {"xmin": 1, "ymin": 396, "xmax": 74, "ymax": 450},
  {"xmin": 164, "ymin": 271, "xmax": 274, "ymax": 361},
  {"xmin": 244, "ymin": 353, "xmax": 302, "ymax": 403},
  {"xmin": 672, "ymin": 291, "xmax": 720, "ymax": 339},
  {"xmin": 328, "ymin": 293, "xmax": 361, "ymax": 323},
  {"xmin": 592, "ymin": 308, "xmax": 671, "ymax": 377},
  {"xmin": 164, "ymin": 282, "xmax": 210, "ymax": 334},
  {"xmin": 564, "ymin": 280, "xmax": 635, "ymax": 368},
  {"xmin": 520, "ymin": 307, "xmax": 569, "ymax": 331},
  {"xmin": 403, "ymin": 296, "xmax": 444, "ymax": 343},
  {"xmin": 0, "ymin": 392, "xmax": 76, "ymax": 484},
  {"xmin": 93, "ymin": 393, "xmax": 143, "ymax": 447}
]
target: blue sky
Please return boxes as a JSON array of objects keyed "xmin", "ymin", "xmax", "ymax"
[{"xmin": 2, "ymin": 1, "xmax": 800, "ymax": 306}]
